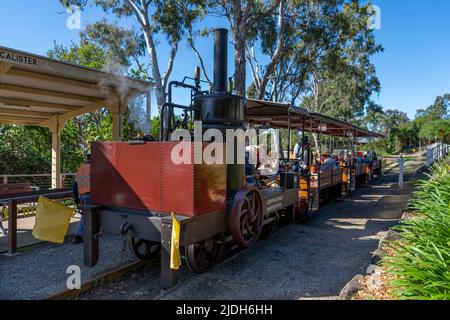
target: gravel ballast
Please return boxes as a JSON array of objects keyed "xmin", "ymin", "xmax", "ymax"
[{"xmin": 0, "ymin": 235, "xmax": 137, "ymax": 300}]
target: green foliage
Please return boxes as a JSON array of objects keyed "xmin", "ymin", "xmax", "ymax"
[
  {"xmin": 416, "ymin": 94, "xmax": 450, "ymax": 120},
  {"xmin": 383, "ymin": 160, "xmax": 450, "ymax": 300},
  {"xmin": 0, "ymin": 125, "xmax": 51, "ymax": 174},
  {"xmin": 150, "ymin": 116, "xmax": 161, "ymax": 141},
  {"xmin": 359, "ymin": 139, "xmax": 389, "ymax": 157},
  {"xmin": 363, "ymin": 93, "xmax": 450, "ymax": 153},
  {"xmin": 249, "ymin": 0, "xmax": 382, "ymax": 122},
  {"xmin": 47, "ymin": 39, "xmax": 112, "ymax": 69},
  {"xmin": 414, "ymin": 94, "xmax": 450, "ymax": 144},
  {"xmin": 418, "ymin": 119, "xmax": 450, "ymax": 143},
  {"xmin": 83, "ymin": 19, "xmax": 146, "ymax": 68},
  {"xmin": 415, "ymin": 95, "xmax": 450, "ymax": 144}
]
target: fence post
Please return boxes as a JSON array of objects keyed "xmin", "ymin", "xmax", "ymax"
[
  {"xmin": 2, "ymin": 176, "xmax": 7, "ymax": 184},
  {"xmin": 7, "ymin": 199, "xmax": 18, "ymax": 255},
  {"xmin": 398, "ymin": 156, "xmax": 404, "ymax": 189},
  {"xmin": 426, "ymin": 148, "xmax": 431, "ymax": 167}
]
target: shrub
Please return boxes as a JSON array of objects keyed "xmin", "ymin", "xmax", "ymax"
[{"xmin": 383, "ymin": 160, "xmax": 450, "ymax": 300}]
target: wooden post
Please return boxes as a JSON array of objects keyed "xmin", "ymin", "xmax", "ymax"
[
  {"xmin": 8, "ymin": 199, "xmax": 17, "ymax": 255},
  {"xmin": 51, "ymin": 123, "xmax": 62, "ymax": 189},
  {"xmin": 398, "ymin": 156, "xmax": 404, "ymax": 189}
]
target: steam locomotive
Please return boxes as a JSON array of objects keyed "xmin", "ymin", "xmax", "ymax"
[{"xmin": 82, "ymin": 29, "xmax": 382, "ymax": 288}]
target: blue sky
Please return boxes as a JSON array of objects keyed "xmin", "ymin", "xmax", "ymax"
[{"xmin": 1, "ymin": 0, "xmax": 449, "ymax": 119}]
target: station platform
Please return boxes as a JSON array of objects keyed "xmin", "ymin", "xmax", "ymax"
[{"xmin": 0, "ymin": 214, "xmax": 80, "ymax": 254}]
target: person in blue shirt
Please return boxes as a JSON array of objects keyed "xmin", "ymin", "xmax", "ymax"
[{"xmin": 320, "ymin": 149, "xmax": 337, "ymax": 171}]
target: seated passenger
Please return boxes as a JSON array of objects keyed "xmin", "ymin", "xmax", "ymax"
[{"xmin": 320, "ymin": 149, "xmax": 337, "ymax": 171}]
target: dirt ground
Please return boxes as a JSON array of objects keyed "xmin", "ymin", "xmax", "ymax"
[{"xmin": 78, "ymin": 156, "xmax": 425, "ymax": 300}]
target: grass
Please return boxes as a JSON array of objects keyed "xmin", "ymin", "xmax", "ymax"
[{"xmin": 382, "ymin": 159, "xmax": 450, "ymax": 300}]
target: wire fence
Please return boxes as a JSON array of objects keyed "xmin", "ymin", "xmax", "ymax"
[{"xmin": 0, "ymin": 174, "xmax": 76, "ymax": 190}]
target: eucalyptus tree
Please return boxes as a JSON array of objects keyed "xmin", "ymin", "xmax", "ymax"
[
  {"xmin": 59, "ymin": 0, "xmax": 208, "ymax": 111},
  {"xmin": 297, "ymin": 1, "xmax": 381, "ymax": 121},
  {"xmin": 246, "ymin": 0, "xmax": 338, "ymax": 101},
  {"xmin": 416, "ymin": 94, "xmax": 450, "ymax": 122},
  {"xmin": 244, "ymin": 0, "xmax": 382, "ymax": 123},
  {"xmin": 210, "ymin": 0, "xmax": 281, "ymax": 96}
]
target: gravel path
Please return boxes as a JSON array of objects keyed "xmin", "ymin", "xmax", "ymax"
[
  {"xmin": 0, "ymin": 235, "xmax": 137, "ymax": 300},
  {"xmin": 161, "ymin": 159, "xmax": 425, "ymax": 300}
]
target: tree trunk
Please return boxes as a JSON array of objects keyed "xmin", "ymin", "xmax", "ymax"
[
  {"xmin": 234, "ymin": 27, "xmax": 247, "ymax": 97},
  {"xmin": 142, "ymin": 28, "xmax": 166, "ymax": 110},
  {"xmin": 233, "ymin": 0, "xmax": 247, "ymax": 97},
  {"xmin": 257, "ymin": 0, "xmax": 285, "ymax": 100}
]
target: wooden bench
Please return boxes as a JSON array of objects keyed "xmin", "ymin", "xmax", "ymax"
[{"xmin": 0, "ymin": 183, "xmax": 39, "ymax": 235}]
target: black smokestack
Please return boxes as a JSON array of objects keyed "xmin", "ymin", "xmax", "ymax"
[{"xmin": 214, "ymin": 28, "xmax": 228, "ymax": 93}]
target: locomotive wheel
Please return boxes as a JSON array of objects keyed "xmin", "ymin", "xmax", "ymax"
[
  {"xmin": 127, "ymin": 237, "xmax": 161, "ymax": 261},
  {"xmin": 230, "ymin": 187, "xmax": 263, "ymax": 247},
  {"xmin": 185, "ymin": 238, "xmax": 223, "ymax": 274}
]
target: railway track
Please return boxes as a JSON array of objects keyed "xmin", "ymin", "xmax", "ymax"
[
  {"xmin": 43, "ymin": 221, "xmax": 291, "ymax": 300},
  {"xmin": 44, "ymin": 260, "xmax": 147, "ymax": 300}
]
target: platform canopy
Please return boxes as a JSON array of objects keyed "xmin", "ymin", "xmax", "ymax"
[
  {"xmin": 247, "ymin": 99, "xmax": 383, "ymax": 138},
  {"xmin": 0, "ymin": 46, "xmax": 153, "ymax": 188}
]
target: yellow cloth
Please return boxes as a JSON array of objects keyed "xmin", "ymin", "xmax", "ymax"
[
  {"xmin": 32, "ymin": 197, "xmax": 74, "ymax": 244},
  {"xmin": 170, "ymin": 213, "xmax": 181, "ymax": 270}
]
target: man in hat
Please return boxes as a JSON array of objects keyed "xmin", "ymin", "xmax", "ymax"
[
  {"xmin": 293, "ymin": 137, "xmax": 310, "ymax": 160},
  {"xmin": 292, "ymin": 137, "xmax": 311, "ymax": 173},
  {"xmin": 320, "ymin": 149, "xmax": 336, "ymax": 171}
]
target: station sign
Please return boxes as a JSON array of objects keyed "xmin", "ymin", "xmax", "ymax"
[{"xmin": 0, "ymin": 49, "xmax": 38, "ymax": 66}]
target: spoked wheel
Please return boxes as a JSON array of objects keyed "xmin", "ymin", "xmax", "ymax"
[
  {"xmin": 230, "ymin": 187, "xmax": 263, "ymax": 247},
  {"xmin": 185, "ymin": 237, "xmax": 223, "ymax": 274},
  {"xmin": 127, "ymin": 237, "xmax": 161, "ymax": 261}
]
